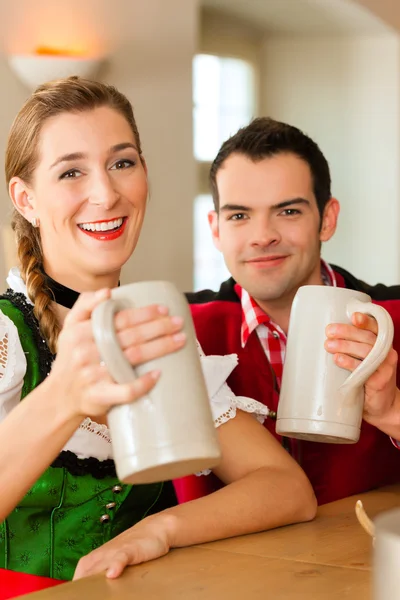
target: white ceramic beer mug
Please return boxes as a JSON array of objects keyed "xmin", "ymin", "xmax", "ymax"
[
  {"xmin": 373, "ymin": 507, "xmax": 400, "ymax": 599},
  {"xmin": 91, "ymin": 281, "xmax": 221, "ymax": 484},
  {"xmin": 276, "ymin": 286, "xmax": 394, "ymax": 443}
]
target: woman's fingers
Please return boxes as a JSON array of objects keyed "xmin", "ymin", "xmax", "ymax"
[
  {"xmin": 64, "ymin": 289, "xmax": 111, "ymax": 327},
  {"xmin": 116, "ymin": 315, "xmax": 184, "ymax": 350},
  {"xmin": 74, "ymin": 551, "xmax": 131, "ymax": 580},
  {"xmin": 124, "ymin": 332, "xmax": 186, "ymax": 366},
  {"xmin": 84, "ymin": 371, "xmax": 161, "ymax": 415},
  {"xmin": 114, "ymin": 304, "xmax": 170, "ymax": 330}
]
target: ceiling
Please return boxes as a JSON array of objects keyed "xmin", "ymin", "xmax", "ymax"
[{"xmin": 201, "ymin": 0, "xmax": 394, "ymax": 36}]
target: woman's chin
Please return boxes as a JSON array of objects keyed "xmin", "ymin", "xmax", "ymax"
[{"xmin": 81, "ymin": 254, "xmax": 128, "ymax": 279}]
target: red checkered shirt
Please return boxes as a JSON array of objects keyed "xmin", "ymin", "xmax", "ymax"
[
  {"xmin": 235, "ymin": 263, "xmax": 400, "ymax": 451},
  {"xmin": 235, "ymin": 260, "xmax": 337, "ymax": 390}
]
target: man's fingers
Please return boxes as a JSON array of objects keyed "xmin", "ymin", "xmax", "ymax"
[
  {"xmin": 352, "ymin": 312, "xmax": 378, "ymax": 335},
  {"xmin": 326, "ymin": 322, "xmax": 377, "ymax": 345},
  {"xmin": 325, "ymin": 339, "xmax": 374, "ymax": 361},
  {"xmin": 334, "ymin": 353, "xmax": 360, "ymax": 372}
]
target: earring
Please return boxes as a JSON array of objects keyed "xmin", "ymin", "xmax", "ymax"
[{"xmin": 31, "ymin": 217, "xmax": 39, "ymax": 228}]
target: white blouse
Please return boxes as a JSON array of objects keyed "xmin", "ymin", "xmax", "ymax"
[{"xmin": 0, "ymin": 268, "xmax": 270, "ymax": 469}]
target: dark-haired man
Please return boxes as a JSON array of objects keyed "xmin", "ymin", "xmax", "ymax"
[{"xmin": 183, "ymin": 117, "xmax": 400, "ymax": 506}]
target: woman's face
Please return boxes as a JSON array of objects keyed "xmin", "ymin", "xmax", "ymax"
[{"xmin": 19, "ymin": 106, "xmax": 148, "ymax": 286}]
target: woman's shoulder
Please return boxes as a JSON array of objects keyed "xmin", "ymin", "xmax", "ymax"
[{"xmin": 0, "ymin": 295, "xmax": 28, "ymax": 414}]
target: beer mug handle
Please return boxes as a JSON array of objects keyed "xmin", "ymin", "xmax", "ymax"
[
  {"xmin": 91, "ymin": 298, "xmax": 137, "ymax": 385},
  {"xmin": 339, "ymin": 300, "xmax": 394, "ymax": 395}
]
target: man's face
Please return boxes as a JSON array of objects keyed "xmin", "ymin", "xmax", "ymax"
[{"xmin": 209, "ymin": 152, "xmax": 339, "ymax": 308}]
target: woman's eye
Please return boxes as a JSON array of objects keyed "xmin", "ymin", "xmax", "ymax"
[
  {"xmin": 59, "ymin": 169, "xmax": 81, "ymax": 180},
  {"xmin": 112, "ymin": 160, "xmax": 135, "ymax": 170}
]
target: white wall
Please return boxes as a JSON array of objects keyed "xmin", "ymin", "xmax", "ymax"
[
  {"xmin": 261, "ymin": 34, "xmax": 400, "ymax": 285},
  {"xmin": 0, "ymin": 0, "xmax": 199, "ymax": 291}
]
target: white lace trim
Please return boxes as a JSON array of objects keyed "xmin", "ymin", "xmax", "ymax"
[
  {"xmin": 214, "ymin": 397, "xmax": 268, "ymax": 427},
  {"xmin": 0, "ymin": 314, "xmax": 18, "ymax": 390},
  {"xmin": 0, "ymin": 331, "xmax": 9, "ymax": 380},
  {"xmin": 197, "ymin": 395, "xmax": 270, "ymax": 476},
  {"xmin": 0, "ymin": 309, "xmax": 27, "ymax": 420},
  {"xmin": 79, "ymin": 417, "xmax": 111, "ymax": 443}
]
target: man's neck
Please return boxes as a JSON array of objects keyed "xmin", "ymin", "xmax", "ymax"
[{"xmin": 255, "ymin": 272, "xmax": 325, "ymax": 335}]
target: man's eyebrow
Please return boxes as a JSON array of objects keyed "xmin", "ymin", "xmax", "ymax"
[
  {"xmin": 271, "ymin": 198, "xmax": 311, "ymax": 210},
  {"xmin": 50, "ymin": 142, "xmax": 139, "ymax": 169},
  {"xmin": 220, "ymin": 204, "xmax": 252, "ymax": 212}
]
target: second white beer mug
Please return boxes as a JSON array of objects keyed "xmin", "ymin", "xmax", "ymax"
[
  {"xmin": 276, "ymin": 286, "xmax": 394, "ymax": 443},
  {"xmin": 91, "ymin": 281, "xmax": 221, "ymax": 484}
]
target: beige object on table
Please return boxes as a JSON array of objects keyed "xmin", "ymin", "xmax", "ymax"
[
  {"xmin": 277, "ymin": 285, "xmax": 393, "ymax": 443},
  {"xmin": 373, "ymin": 507, "xmax": 400, "ymax": 599},
  {"xmin": 19, "ymin": 484, "xmax": 400, "ymax": 599},
  {"xmin": 91, "ymin": 280, "xmax": 221, "ymax": 485}
]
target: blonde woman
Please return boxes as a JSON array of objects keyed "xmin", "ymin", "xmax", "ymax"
[{"xmin": 0, "ymin": 77, "xmax": 316, "ymax": 582}]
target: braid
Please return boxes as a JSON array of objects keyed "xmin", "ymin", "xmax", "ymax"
[{"xmin": 12, "ymin": 211, "xmax": 60, "ymax": 354}]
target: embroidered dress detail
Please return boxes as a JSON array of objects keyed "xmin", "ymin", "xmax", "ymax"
[
  {"xmin": 0, "ymin": 271, "xmax": 176, "ymax": 582},
  {"xmin": 1, "ymin": 290, "xmax": 54, "ymax": 381}
]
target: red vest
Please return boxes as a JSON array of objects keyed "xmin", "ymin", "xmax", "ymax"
[{"xmin": 173, "ymin": 267, "xmax": 400, "ymax": 505}]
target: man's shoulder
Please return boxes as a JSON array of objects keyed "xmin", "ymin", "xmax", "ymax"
[
  {"xmin": 185, "ymin": 277, "xmax": 240, "ymax": 305},
  {"xmin": 332, "ymin": 264, "xmax": 400, "ymax": 301}
]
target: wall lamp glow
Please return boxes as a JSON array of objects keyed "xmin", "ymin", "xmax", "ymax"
[{"xmin": 8, "ymin": 48, "xmax": 104, "ymax": 90}]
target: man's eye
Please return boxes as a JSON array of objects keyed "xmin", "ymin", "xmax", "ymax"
[
  {"xmin": 281, "ymin": 209, "xmax": 300, "ymax": 216},
  {"xmin": 229, "ymin": 213, "xmax": 247, "ymax": 221}
]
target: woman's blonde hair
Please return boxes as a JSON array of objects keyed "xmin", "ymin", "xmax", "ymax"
[{"xmin": 5, "ymin": 76, "xmax": 142, "ymax": 353}]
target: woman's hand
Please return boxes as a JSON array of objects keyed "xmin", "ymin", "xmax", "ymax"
[
  {"xmin": 49, "ymin": 289, "xmax": 186, "ymax": 419},
  {"xmin": 73, "ymin": 514, "xmax": 175, "ymax": 579},
  {"xmin": 325, "ymin": 312, "xmax": 400, "ymax": 432}
]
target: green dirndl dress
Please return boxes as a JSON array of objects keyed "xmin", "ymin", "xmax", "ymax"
[{"xmin": 0, "ymin": 291, "xmax": 176, "ymax": 580}]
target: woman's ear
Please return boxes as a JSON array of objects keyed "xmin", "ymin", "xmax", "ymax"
[{"xmin": 9, "ymin": 178, "xmax": 37, "ymax": 224}]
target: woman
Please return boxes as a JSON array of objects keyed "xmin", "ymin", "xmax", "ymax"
[{"xmin": 0, "ymin": 77, "xmax": 316, "ymax": 582}]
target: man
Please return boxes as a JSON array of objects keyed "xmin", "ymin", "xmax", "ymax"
[{"xmin": 183, "ymin": 117, "xmax": 400, "ymax": 506}]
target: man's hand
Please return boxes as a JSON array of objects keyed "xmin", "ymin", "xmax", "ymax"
[{"xmin": 325, "ymin": 312, "xmax": 400, "ymax": 437}]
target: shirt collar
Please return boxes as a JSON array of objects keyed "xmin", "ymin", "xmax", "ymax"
[{"xmin": 237, "ymin": 259, "xmax": 337, "ymax": 347}]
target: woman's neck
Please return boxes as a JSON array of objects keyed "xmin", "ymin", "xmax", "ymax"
[
  {"xmin": 43, "ymin": 264, "xmax": 121, "ymax": 294},
  {"xmin": 42, "ymin": 265, "xmax": 121, "ymax": 326}
]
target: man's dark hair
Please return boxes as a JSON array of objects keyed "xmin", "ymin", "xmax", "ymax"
[{"xmin": 209, "ymin": 117, "xmax": 331, "ymax": 217}]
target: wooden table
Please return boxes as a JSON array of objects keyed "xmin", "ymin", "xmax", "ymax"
[{"xmin": 20, "ymin": 484, "xmax": 400, "ymax": 600}]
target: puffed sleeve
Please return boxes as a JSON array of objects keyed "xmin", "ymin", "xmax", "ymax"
[{"xmin": 0, "ymin": 309, "xmax": 27, "ymax": 421}]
